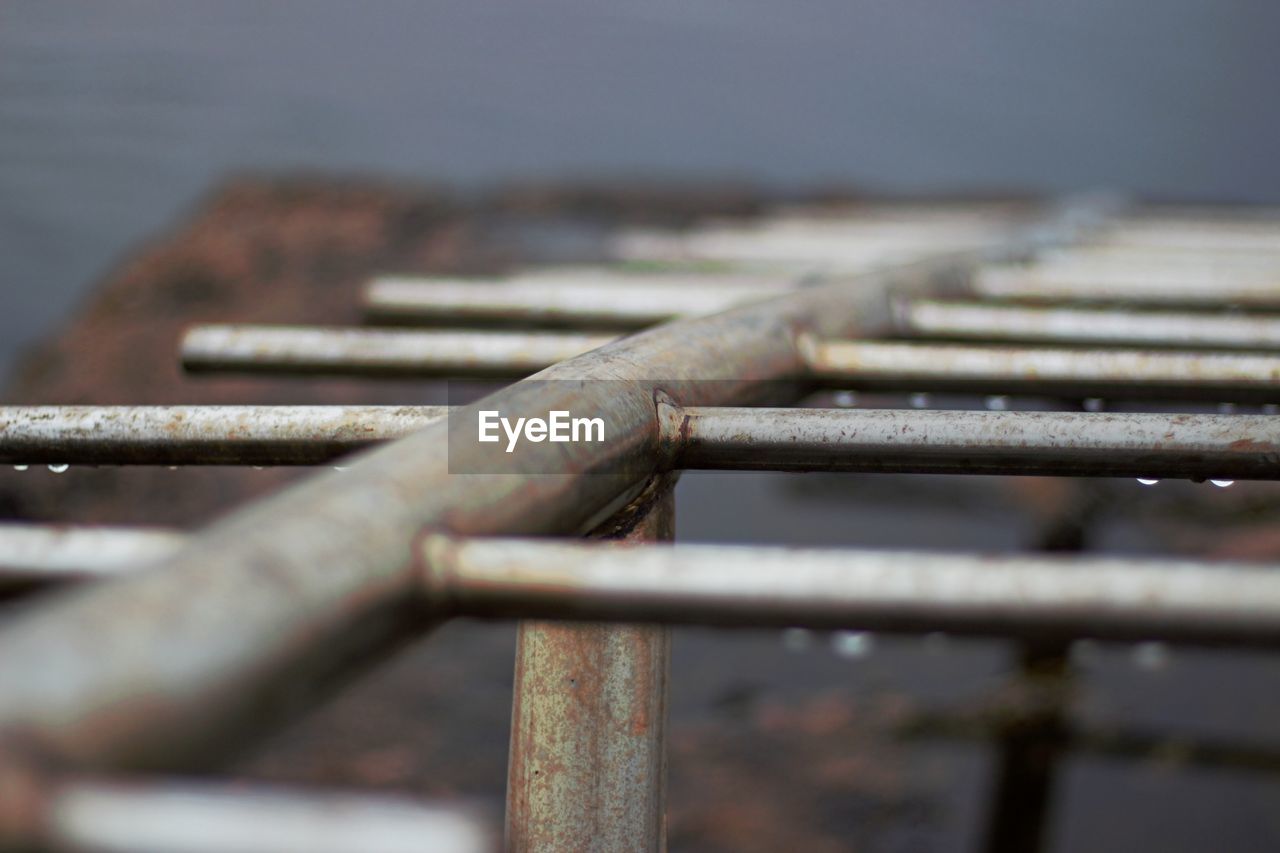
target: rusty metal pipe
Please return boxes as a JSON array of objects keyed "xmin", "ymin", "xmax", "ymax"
[
  {"xmin": 181, "ymin": 326, "xmax": 616, "ymax": 378},
  {"xmin": 899, "ymin": 299, "xmax": 1280, "ymax": 350},
  {"xmin": 803, "ymin": 339, "xmax": 1280, "ymax": 401},
  {"xmin": 506, "ymin": 476, "xmax": 675, "ymax": 853},
  {"xmin": 0, "ymin": 406, "xmax": 449, "ymax": 466},
  {"xmin": 671, "ymin": 407, "xmax": 1280, "ymax": 479},
  {"xmin": 425, "ymin": 538, "xmax": 1280, "ymax": 647}
]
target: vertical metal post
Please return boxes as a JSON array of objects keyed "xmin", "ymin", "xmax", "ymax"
[
  {"xmin": 980, "ymin": 639, "xmax": 1069, "ymax": 853},
  {"xmin": 505, "ymin": 475, "xmax": 676, "ymax": 852},
  {"xmin": 980, "ymin": 462, "xmax": 1099, "ymax": 853}
]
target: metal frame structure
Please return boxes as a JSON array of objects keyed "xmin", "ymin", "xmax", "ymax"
[{"xmin": 2, "ymin": 198, "xmax": 1280, "ymax": 851}]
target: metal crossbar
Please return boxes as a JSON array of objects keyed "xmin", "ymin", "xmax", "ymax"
[
  {"xmin": 1, "ymin": 198, "xmax": 1279, "ymax": 851},
  {"xmin": 9, "ymin": 527, "xmax": 1280, "ymax": 646}
]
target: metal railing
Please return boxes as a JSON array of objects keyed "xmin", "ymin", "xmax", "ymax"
[{"xmin": 2, "ymin": 197, "xmax": 1280, "ymax": 851}]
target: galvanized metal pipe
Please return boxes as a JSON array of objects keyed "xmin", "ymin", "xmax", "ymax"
[
  {"xmin": 424, "ymin": 537, "xmax": 1280, "ymax": 647},
  {"xmin": 0, "ymin": 406, "xmax": 449, "ymax": 465},
  {"xmin": 803, "ymin": 339, "xmax": 1280, "ymax": 401},
  {"xmin": 899, "ymin": 299, "xmax": 1280, "ymax": 350},
  {"xmin": 182, "ymin": 326, "xmax": 617, "ymax": 378},
  {"xmin": 364, "ymin": 276, "xmax": 782, "ymax": 329},
  {"xmin": 670, "ymin": 407, "xmax": 1280, "ymax": 479}
]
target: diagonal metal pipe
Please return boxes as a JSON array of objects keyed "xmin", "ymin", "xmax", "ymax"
[
  {"xmin": 0, "ymin": 198, "xmax": 1092, "ymax": 774},
  {"xmin": 0, "ymin": 252, "xmax": 945, "ymax": 771}
]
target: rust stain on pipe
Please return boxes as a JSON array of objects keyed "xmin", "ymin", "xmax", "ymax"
[{"xmin": 505, "ymin": 474, "xmax": 676, "ymax": 853}]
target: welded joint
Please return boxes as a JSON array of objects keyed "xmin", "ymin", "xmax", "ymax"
[
  {"xmin": 417, "ymin": 474, "xmax": 683, "ymax": 605},
  {"xmin": 887, "ymin": 295, "xmax": 916, "ymax": 335},
  {"xmin": 793, "ymin": 332, "xmax": 824, "ymax": 377},
  {"xmin": 416, "ymin": 532, "xmax": 464, "ymax": 618},
  {"xmin": 654, "ymin": 389, "xmax": 688, "ymax": 471},
  {"xmin": 587, "ymin": 471, "xmax": 680, "ymax": 541}
]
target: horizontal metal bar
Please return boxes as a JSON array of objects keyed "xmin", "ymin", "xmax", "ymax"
[
  {"xmin": 899, "ymin": 299, "xmax": 1280, "ymax": 350},
  {"xmin": 182, "ymin": 326, "xmax": 616, "ymax": 378},
  {"xmin": 803, "ymin": 339, "xmax": 1280, "ymax": 401},
  {"xmin": 610, "ymin": 205, "xmax": 1052, "ymax": 272},
  {"xmin": 476, "ymin": 265, "xmax": 799, "ymax": 285},
  {"xmin": 0, "ymin": 524, "xmax": 186, "ymax": 591},
  {"xmin": 364, "ymin": 276, "xmax": 782, "ymax": 329},
  {"xmin": 616, "ymin": 223, "xmax": 1012, "ymax": 270},
  {"xmin": 12, "ymin": 397, "xmax": 1252, "ymax": 479},
  {"xmin": 12, "ymin": 773, "xmax": 493, "ymax": 853},
  {"xmin": 671, "ymin": 407, "xmax": 1280, "ymax": 479},
  {"xmin": 18, "ymin": 523, "xmax": 1280, "ymax": 647},
  {"xmin": 0, "ymin": 406, "xmax": 449, "ymax": 465},
  {"xmin": 1039, "ymin": 245, "xmax": 1280, "ymax": 271},
  {"xmin": 425, "ymin": 537, "xmax": 1280, "ymax": 646},
  {"xmin": 1100, "ymin": 220, "xmax": 1280, "ymax": 253},
  {"xmin": 974, "ymin": 263, "xmax": 1280, "ymax": 305}
]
